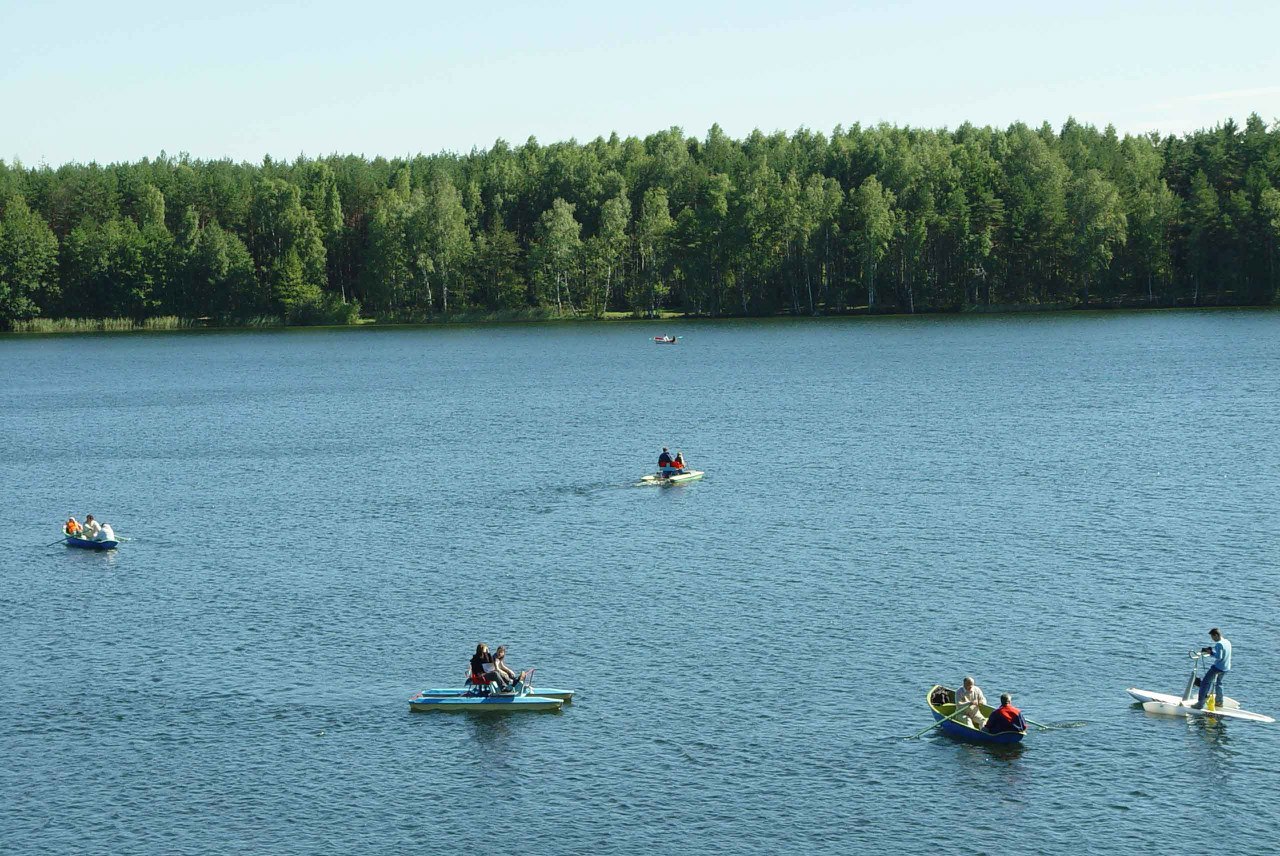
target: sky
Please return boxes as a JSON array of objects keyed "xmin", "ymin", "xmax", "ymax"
[{"xmin": 3, "ymin": 0, "xmax": 1279, "ymax": 166}]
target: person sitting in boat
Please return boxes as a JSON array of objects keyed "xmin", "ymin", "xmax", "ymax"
[
  {"xmin": 64, "ymin": 517, "xmax": 82, "ymax": 537},
  {"xmin": 671, "ymin": 452, "xmax": 686, "ymax": 472},
  {"xmin": 469, "ymin": 643, "xmax": 511, "ymax": 692},
  {"xmin": 984, "ymin": 693, "xmax": 1027, "ymax": 734},
  {"xmin": 956, "ymin": 676, "xmax": 987, "ymax": 728},
  {"xmin": 658, "ymin": 447, "xmax": 675, "ymax": 476},
  {"xmin": 493, "ymin": 645, "xmax": 527, "ymax": 689},
  {"xmin": 83, "ymin": 515, "xmax": 102, "ymax": 540}
]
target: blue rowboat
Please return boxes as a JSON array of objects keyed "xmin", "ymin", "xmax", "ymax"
[
  {"xmin": 927, "ymin": 685, "xmax": 1025, "ymax": 745},
  {"xmin": 409, "ymin": 689, "xmax": 562, "ymax": 712},
  {"xmin": 65, "ymin": 535, "xmax": 118, "ymax": 551}
]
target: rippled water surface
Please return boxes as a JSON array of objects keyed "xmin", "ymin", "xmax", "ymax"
[{"xmin": 3, "ymin": 311, "xmax": 1279, "ymax": 854}]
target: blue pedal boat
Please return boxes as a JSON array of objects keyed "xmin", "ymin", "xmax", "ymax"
[
  {"xmin": 409, "ymin": 686, "xmax": 563, "ymax": 712},
  {"xmin": 415, "ymin": 685, "xmax": 575, "ymax": 703}
]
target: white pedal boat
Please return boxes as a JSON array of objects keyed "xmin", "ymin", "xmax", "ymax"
[
  {"xmin": 1127, "ymin": 652, "xmax": 1274, "ymax": 724},
  {"xmin": 639, "ymin": 470, "xmax": 704, "ymax": 485},
  {"xmin": 1126, "ymin": 688, "xmax": 1274, "ymax": 723}
]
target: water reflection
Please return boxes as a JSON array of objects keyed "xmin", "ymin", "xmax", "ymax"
[
  {"xmin": 61, "ymin": 547, "xmax": 119, "ymax": 568},
  {"xmin": 1187, "ymin": 716, "xmax": 1237, "ymax": 778},
  {"xmin": 941, "ymin": 738, "xmax": 1027, "ymax": 766}
]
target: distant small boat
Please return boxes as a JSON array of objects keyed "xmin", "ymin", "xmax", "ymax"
[
  {"xmin": 653, "ymin": 335, "xmax": 680, "ymax": 344},
  {"xmin": 927, "ymin": 685, "xmax": 1025, "ymax": 744},
  {"xmin": 639, "ymin": 469, "xmax": 704, "ymax": 485},
  {"xmin": 65, "ymin": 535, "xmax": 118, "ymax": 551}
]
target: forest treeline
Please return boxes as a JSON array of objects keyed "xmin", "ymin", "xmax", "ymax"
[{"xmin": 3, "ymin": 115, "xmax": 1280, "ymax": 329}]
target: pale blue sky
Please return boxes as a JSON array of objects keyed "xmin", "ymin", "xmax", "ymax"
[{"xmin": 4, "ymin": 0, "xmax": 1278, "ymax": 165}]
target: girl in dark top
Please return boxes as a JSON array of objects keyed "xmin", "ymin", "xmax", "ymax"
[{"xmin": 469, "ymin": 643, "xmax": 508, "ymax": 690}]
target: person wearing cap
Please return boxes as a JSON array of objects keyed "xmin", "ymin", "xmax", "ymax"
[
  {"xmin": 658, "ymin": 447, "xmax": 675, "ymax": 476},
  {"xmin": 985, "ymin": 693, "xmax": 1027, "ymax": 734},
  {"xmin": 64, "ymin": 517, "xmax": 82, "ymax": 537},
  {"xmin": 671, "ymin": 451, "xmax": 686, "ymax": 472},
  {"xmin": 956, "ymin": 676, "xmax": 987, "ymax": 728},
  {"xmin": 1192, "ymin": 628, "xmax": 1232, "ymax": 710}
]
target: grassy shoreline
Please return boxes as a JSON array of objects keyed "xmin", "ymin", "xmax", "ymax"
[
  {"xmin": 4, "ymin": 308, "xmax": 690, "ymax": 335},
  {"xmin": 3, "ymin": 303, "xmax": 1274, "ymax": 336}
]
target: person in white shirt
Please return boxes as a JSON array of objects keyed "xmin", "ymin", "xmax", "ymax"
[
  {"xmin": 956, "ymin": 676, "xmax": 987, "ymax": 728},
  {"xmin": 83, "ymin": 515, "xmax": 102, "ymax": 540}
]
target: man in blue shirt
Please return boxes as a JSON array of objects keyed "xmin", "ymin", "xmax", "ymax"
[{"xmin": 1192, "ymin": 627, "xmax": 1232, "ymax": 710}]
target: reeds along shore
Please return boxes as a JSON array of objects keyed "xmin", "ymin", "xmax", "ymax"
[
  {"xmin": 10, "ymin": 316, "xmax": 196, "ymax": 333},
  {"xmin": 7, "ymin": 302, "xmax": 1276, "ymax": 336},
  {"xmin": 6, "ymin": 307, "xmax": 696, "ymax": 334}
]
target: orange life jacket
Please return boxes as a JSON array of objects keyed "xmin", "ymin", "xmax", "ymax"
[{"xmin": 65, "ymin": 519, "xmax": 81, "ymax": 535}]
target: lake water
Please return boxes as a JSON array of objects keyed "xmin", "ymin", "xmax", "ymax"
[{"xmin": 3, "ymin": 310, "xmax": 1279, "ymax": 854}]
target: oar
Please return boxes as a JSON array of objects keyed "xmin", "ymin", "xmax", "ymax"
[
  {"xmin": 1025, "ymin": 717, "xmax": 1087, "ymax": 731},
  {"xmin": 909, "ymin": 702, "xmax": 972, "ymax": 739},
  {"xmin": 44, "ymin": 537, "xmax": 67, "ymax": 547}
]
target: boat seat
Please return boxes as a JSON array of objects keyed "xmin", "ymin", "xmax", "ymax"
[{"xmin": 467, "ymin": 674, "xmax": 497, "ymax": 694}]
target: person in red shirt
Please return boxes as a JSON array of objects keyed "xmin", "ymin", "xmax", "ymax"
[
  {"xmin": 672, "ymin": 452, "xmax": 686, "ymax": 472},
  {"xmin": 985, "ymin": 693, "xmax": 1027, "ymax": 734}
]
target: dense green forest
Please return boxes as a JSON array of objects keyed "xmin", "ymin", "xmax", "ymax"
[{"xmin": 3, "ymin": 115, "xmax": 1280, "ymax": 329}]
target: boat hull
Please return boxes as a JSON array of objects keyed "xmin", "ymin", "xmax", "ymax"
[
  {"xmin": 1128, "ymin": 688, "xmax": 1274, "ymax": 723},
  {"xmin": 639, "ymin": 470, "xmax": 704, "ymax": 485},
  {"xmin": 65, "ymin": 536, "xmax": 118, "ymax": 551},
  {"xmin": 927, "ymin": 685, "xmax": 1025, "ymax": 744},
  {"xmin": 1125, "ymin": 687, "xmax": 1239, "ymax": 710},
  {"xmin": 409, "ymin": 694, "xmax": 562, "ymax": 712},
  {"xmin": 417, "ymin": 687, "xmax": 575, "ymax": 702}
]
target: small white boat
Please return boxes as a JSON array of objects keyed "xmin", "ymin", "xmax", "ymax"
[
  {"xmin": 1127, "ymin": 652, "xmax": 1274, "ymax": 724},
  {"xmin": 639, "ymin": 470, "xmax": 704, "ymax": 485},
  {"xmin": 1130, "ymin": 691, "xmax": 1274, "ymax": 723}
]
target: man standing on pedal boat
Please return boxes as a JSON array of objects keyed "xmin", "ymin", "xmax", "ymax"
[{"xmin": 1192, "ymin": 628, "xmax": 1231, "ymax": 710}]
